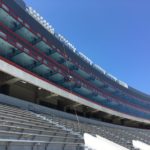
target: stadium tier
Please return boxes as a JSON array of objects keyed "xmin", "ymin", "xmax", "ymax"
[
  {"xmin": 0, "ymin": 0, "xmax": 150, "ymax": 130},
  {"xmin": 0, "ymin": 95, "xmax": 149, "ymax": 150}
]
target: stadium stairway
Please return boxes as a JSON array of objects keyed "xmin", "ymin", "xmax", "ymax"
[{"xmin": 0, "ymin": 103, "xmax": 149, "ymax": 150}]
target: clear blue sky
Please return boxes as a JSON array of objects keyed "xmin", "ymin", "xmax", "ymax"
[{"xmin": 25, "ymin": 0, "xmax": 150, "ymax": 94}]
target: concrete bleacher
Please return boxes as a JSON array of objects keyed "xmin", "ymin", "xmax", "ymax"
[
  {"xmin": 0, "ymin": 104, "xmax": 84, "ymax": 150},
  {"xmin": 0, "ymin": 94, "xmax": 149, "ymax": 150},
  {"xmin": 43, "ymin": 113, "xmax": 150, "ymax": 150}
]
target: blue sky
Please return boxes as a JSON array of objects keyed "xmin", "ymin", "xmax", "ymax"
[{"xmin": 25, "ymin": 0, "xmax": 150, "ymax": 94}]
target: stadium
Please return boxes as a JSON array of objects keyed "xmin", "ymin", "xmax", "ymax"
[{"xmin": 0, "ymin": 0, "xmax": 149, "ymax": 149}]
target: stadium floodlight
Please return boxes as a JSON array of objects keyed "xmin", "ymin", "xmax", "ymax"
[
  {"xmin": 29, "ymin": 10, "xmax": 33, "ymax": 14},
  {"xmin": 40, "ymin": 20, "xmax": 44, "ymax": 25},
  {"xmin": 33, "ymin": 14, "xmax": 37, "ymax": 18},
  {"xmin": 33, "ymin": 9, "xmax": 36, "ymax": 13},
  {"xmin": 73, "ymin": 48, "xmax": 76, "ymax": 52},
  {"xmin": 36, "ymin": 13, "xmax": 40, "ymax": 17},
  {"xmin": 28, "ymin": 6, "xmax": 32, "ymax": 11},
  {"xmin": 46, "ymin": 22, "xmax": 49, "ymax": 27},
  {"xmin": 43, "ymin": 20, "xmax": 47, "ymax": 24},
  {"xmin": 37, "ymin": 17, "xmax": 41, "ymax": 23},
  {"xmin": 40, "ymin": 16, "xmax": 43, "ymax": 20},
  {"xmin": 51, "ymin": 30, "xmax": 55, "ymax": 34},
  {"xmin": 49, "ymin": 27, "xmax": 53, "ymax": 30}
]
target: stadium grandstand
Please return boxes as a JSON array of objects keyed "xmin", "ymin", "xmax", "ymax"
[{"xmin": 0, "ymin": 0, "xmax": 149, "ymax": 149}]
